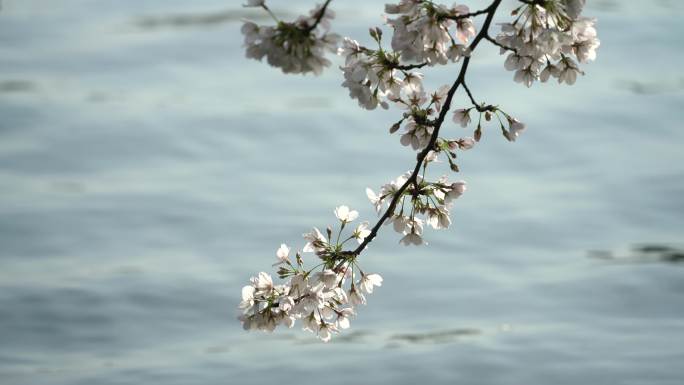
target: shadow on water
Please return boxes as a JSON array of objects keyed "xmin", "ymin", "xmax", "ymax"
[
  {"xmin": 591, "ymin": 0, "xmax": 683, "ymax": 12},
  {"xmin": 134, "ymin": 9, "xmax": 294, "ymax": 30},
  {"xmin": 589, "ymin": 244, "xmax": 684, "ymax": 265},
  {"xmin": 616, "ymin": 78, "xmax": 684, "ymax": 95},
  {"xmin": 388, "ymin": 328, "xmax": 481, "ymax": 345},
  {"xmin": 288, "ymin": 328, "xmax": 480, "ymax": 346},
  {"xmin": 0, "ymin": 80, "xmax": 36, "ymax": 93}
]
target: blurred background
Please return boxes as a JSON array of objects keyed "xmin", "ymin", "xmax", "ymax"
[{"xmin": 1, "ymin": 1, "xmax": 683, "ymax": 384}]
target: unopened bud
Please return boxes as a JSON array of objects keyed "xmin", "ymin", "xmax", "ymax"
[
  {"xmin": 326, "ymin": 226, "xmax": 333, "ymax": 240},
  {"xmin": 474, "ymin": 125, "xmax": 482, "ymax": 142},
  {"xmin": 369, "ymin": 27, "xmax": 382, "ymax": 42},
  {"xmin": 485, "ymin": 111, "xmax": 492, "ymax": 121},
  {"xmin": 389, "ymin": 121, "xmax": 401, "ymax": 134},
  {"xmin": 450, "ymin": 163, "xmax": 460, "ymax": 172}
]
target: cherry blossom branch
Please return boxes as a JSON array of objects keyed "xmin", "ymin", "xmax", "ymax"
[
  {"xmin": 349, "ymin": 0, "xmax": 503, "ymax": 258},
  {"xmin": 238, "ymin": 0, "xmax": 600, "ymax": 342}
]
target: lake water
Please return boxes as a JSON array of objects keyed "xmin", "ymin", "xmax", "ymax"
[{"xmin": 1, "ymin": 1, "xmax": 683, "ymax": 384}]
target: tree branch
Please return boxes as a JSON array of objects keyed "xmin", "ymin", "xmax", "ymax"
[{"xmin": 349, "ymin": 0, "xmax": 504, "ymax": 258}]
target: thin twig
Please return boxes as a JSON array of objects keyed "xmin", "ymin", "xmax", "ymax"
[
  {"xmin": 518, "ymin": 0, "xmax": 546, "ymax": 5},
  {"xmin": 485, "ymin": 34, "xmax": 516, "ymax": 53},
  {"xmin": 393, "ymin": 62, "xmax": 429, "ymax": 71},
  {"xmin": 463, "ymin": 81, "xmax": 496, "ymax": 112},
  {"xmin": 445, "ymin": 5, "xmax": 494, "ymax": 21},
  {"xmin": 304, "ymin": 0, "xmax": 333, "ymax": 33}
]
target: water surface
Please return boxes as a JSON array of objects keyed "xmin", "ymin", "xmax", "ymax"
[{"xmin": 1, "ymin": 1, "xmax": 683, "ymax": 384}]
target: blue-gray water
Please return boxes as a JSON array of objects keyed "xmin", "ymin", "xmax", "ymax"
[{"xmin": 1, "ymin": 1, "xmax": 683, "ymax": 384}]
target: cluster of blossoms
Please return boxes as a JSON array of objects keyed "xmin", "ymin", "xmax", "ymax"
[
  {"xmin": 239, "ymin": 206, "xmax": 382, "ymax": 342},
  {"xmin": 339, "ymin": 34, "xmax": 425, "ymax": 110},
  {"xmin": 238, "ymin": 0, "xmax": 599, "ymax": 342},
  {"xmin": 367, "ymin": 172, "xmax": 467, "ymax": 246},
  {"xmin": 338, "ymin": 0, "xmax": 479, "ymax": 110},
  {"xmin": 494, "ymin": 0, "xmax": 600, "ymax": 86},
  {"xmin": 241, "ymin": 0, "xmax": 339, "ymax": 75},
  {"xmin": 385, "ymin": 1, "xmax": 475, "ymax": 65}
]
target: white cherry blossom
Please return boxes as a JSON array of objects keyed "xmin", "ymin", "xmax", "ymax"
[
  {"xmin": 335, "ymin": 205, "xmax": 359, "ymax": 223},
  {"xmin": 359, "ymin": 273, "xmax": 383, "ymax": 294},
  {"xmin": 335, "ymin": 308, "xmax": 355, "ymax": 329},
  {"xmin": 273, "ymin": 243, "xmax": 290, "ymax": 266},
  {"xmin": 302, "ymin": 227, "xmax": 327, "ymax": 253},
  {"xmin": 353, "ymin": 222, "xmax": 372, "ymax": 243}
]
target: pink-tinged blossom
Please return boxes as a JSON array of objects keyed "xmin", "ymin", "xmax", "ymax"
[{"xmin": 453, "ymin": 108, "xmax": 471, "ymax": 127}]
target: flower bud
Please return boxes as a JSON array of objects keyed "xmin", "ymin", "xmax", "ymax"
[
  {"xmin": 369, "ymin": 27, "xmax": 382, "ymax": 42},
  {"xmin": 474, "ymin": 125, "xmax": 482, "ymax": 142}
]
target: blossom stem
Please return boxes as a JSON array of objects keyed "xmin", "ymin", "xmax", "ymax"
[
  {"xmin": 335, "ymin": 221, "xmax": 345, "ymax": 245},
  {"xmin": 261, "ymin": 5, "xmax": 280, "ymax": 23}
]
